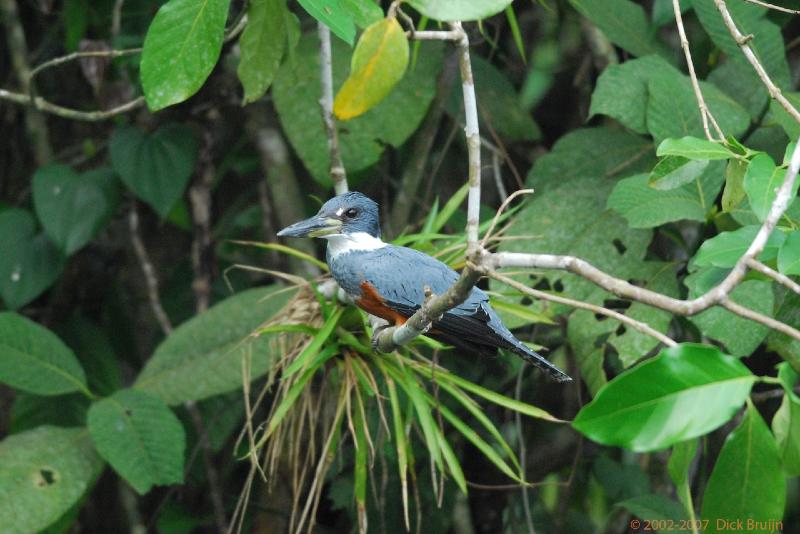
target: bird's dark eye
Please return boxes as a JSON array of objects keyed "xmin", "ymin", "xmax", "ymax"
[{"xmin": 344, "ymin": 208, "xmax": 358, "ymax": 218}]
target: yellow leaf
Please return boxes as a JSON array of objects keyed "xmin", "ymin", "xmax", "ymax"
[{"xmin": 333, "ymin": 17, "xmax": 409, "ymax": 120}]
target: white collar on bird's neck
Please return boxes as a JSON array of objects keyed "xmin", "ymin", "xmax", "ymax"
[{"xmin": 325, "ymin": 232, "xmax": 386, "ymax": 258}]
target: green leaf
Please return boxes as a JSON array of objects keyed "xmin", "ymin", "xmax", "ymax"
[
  {"xmin": 140, "ymin": 0, "xmax": 231, "ymax": 111},
  {"xmin": 569, "ymin": 0, "xmax": 665, "ymax": 57},
  {"xmin": 668, "ymin": 439, "xmax": 698, "ymax": 513},
  {"xmin": 572, "ymin": 344, "xmax": 756, "ymax": 452},
  {"xmin": 32, "ymin": 165, "xmax": 119, "ymax": 255},
  {"xmin": 770, "ymin": 92, "xmax": 800, "ymax": 140},
  {"xmin": 110, "ymin": 124, "xmax": 199, "ymax": 217},
  {"xmin": 494, "ymin": 128, "xmax": 654, "ymax": 308},
  {"xmin": 446, "ymin": 55, "xmax": 541, "ymax": 141},
  {"xmin": 608, "ymin": 262, "xmax": 679, "ymax": 366},
  {"xmin": 656, "ymin": 137, "xmax": 735, "ymax": 160},
  {"xmin": 692, "ymin": 0, "xmax": 790, "ymax": 88},
  {"xmin": 0, "ymin": 209, "xmax": 65, "ymax": 310},
  {"xmin": 0, "ymin": 426, "xmax": 103, "ymax": 533},
  {"xmin": 709, "ymin": 58, "xmax": 769, "ymax": 120},
  {"xmin": 59, "ymin": 316, "xmax": 123, "ymax": 397},
  {"xmin": 616, "ymin": 494, "xmax": 686, "ymax": 522},
  {"xmin": 701, "ymin": 401, "xmax": 786, "ymax": 533},
  {"xmin": 237, "ymin": 0, "xmax": 289, "ymax": 104},
  {"xmin": 567, "ymin": 313, "xmax": 610, "ymax": 396},
  {"xmin": 744, "ymin": 153, "xmax": 791, "ymax": 223},
  {"xmin": 135, "ymin": 286, "xmax": 295, "ymax": 405},
  {"xmin": 88, "ymin": 389, "xmax": 185, "ymax": 494},
  {"xmin": 334, "ymin": 18, "xmax": 409, "ymax": 120},
  {"xmin": 273, "ymin": 32, "xmax": 441, "ymax": 185},
  {"xmin": 647, "ymin": 73, "xmax": 750, "ymax": 145},
  {"xmin": 10, "ymin": 392, "xmax": 88, "ymax": 434},
  {"xmin": 688, "ymin": 280, "xmax": 773, "ymax": 357},
  {"xmin": 405, "ymin": 0, "xmax": 513, "ymax": 21},
  {"xmin": 590, "ymin": 55, "xmax": 671, "ymax": 134},
  {"xmin": 297, "ymin": 0, "xmax": 355, "ymax": 44},
  {"xmin": 768, "ymin": 287, "xmax": 800, "ymax": 366},
  {"xmin": 648, "ymin": 157, "xmax": 710, "ymax": 190},
  {"xmin": 652, "ymin": 0, "xmax": 690, "ymax": 26},
  {"xmin": 722, "ymin": 159, "xmax": 748, "ymax": 213},
  {"xmin": 778, "ymin": 231, "xmax": 800, "ymax": 275},
  {"xmin": 0, "ymin": 312, "xmax": 89, "ymax": 397},
  {"xmin": 340, "ymin": 0, "xmax": 383, "ymax": 28},
  {"xmin": 608, "ymin": 162, "xmax": 725, "ymax": 228},
  {"xmin": 693, "ymin": 226, "xmax": 785, "ymax": 269},
  {"xmin": 772, "ymin": 363, "xmax": 800, "ymax": 475}
]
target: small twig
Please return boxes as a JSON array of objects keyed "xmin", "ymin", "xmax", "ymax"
[
  {"xmin": 481, "ymin": 189, "xmax": 533, "ymax": 248},
  {"xmin": 741, "ymin": 0, "xmax": 800, "ymax": 14},
  {"xmin": 0, "ymin": 89, "xmax": 145, "ymax": 121},
  {"xmin": 715, "ymin": 0, "xmax": 800, "ymax": 125},
  {"xmin": 721, "ymin": 298, "xmax": 800, "ymax": 345},
  {"xmin": 673, "ymin": 0, "xmax": 725, "ymax": 141},
  {"xmin": 128, "ymin": 205, "xmax": 173, "ymax": 335},
  {"xmin": 28, "ymin": 48, "xmax": 141, "ymax": 84},
  {"xmin": 491, "ymin": 272, "xmax": 677, "ymax": 347},
  {"xmin": 111, "ymin": 0, "xmax": 125, "ymax": 39},
  {"xmin": 317, "ymin": 23, "xmax": 348, "ymax": 195},
  {"xmin": 746, "ymin": 259, "xmax": 800, "ymax": 295}
]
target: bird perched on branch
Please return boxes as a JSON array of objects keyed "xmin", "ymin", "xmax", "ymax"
[{"xmin": 278, "ymin": 191, "xmax": 571, "ymax": 382}]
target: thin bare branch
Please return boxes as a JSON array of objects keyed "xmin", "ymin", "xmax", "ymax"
[
  {"xmin": 0, "ymin": 89, "xmax": 145, "ymax": 121},
  {"xmin": 672, "ymin": 0, "xmax": 725, "ymax": 141},
  {"xmin": 715, "ymin": 0, "xmax": 800, "ymax": 125},
  {"xmin": 481, "ymin": 188, "xmax": 533, "ymax": 248},
  {"xmin": 490, "ymin": 272, "xmax": 677, "ymax": 347},
  {"xmin": 741, "ymin": 0, "xmax": 800, "ymax": 14},
  {"xmin": 128, "ymin": 205, "xmax": 173, "ymax": 335},
  {"xmin": 318, "ymin": 23, "xmax": 348, "ymax": 195},
  {"xmin": 747, "ymin": 259, "xmax": 800, "ymax": 295}
]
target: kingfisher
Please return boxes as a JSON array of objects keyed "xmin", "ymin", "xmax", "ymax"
[{"xmin": 277, "ymin": 192, "xmax": 571, "ymax": 382}]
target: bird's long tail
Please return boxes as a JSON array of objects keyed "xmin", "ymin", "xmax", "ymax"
[{"xmin": 502, "ymin": 338, "xmax": 572, "ymax": 382}]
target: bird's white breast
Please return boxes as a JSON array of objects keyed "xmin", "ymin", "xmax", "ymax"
[{"xmin": 325, "ymin": 232, "xmax": 387, "ymax": 258}]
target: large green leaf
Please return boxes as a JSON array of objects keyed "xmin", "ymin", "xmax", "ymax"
[
  {"xmin": 109, "ymin": 124, "xmax": 199, "ymax": 217},
  {"xmin": 134, "ymin": 286, "xmax": 295, "ymax": 405},
  {"xmin": 237, "ymin": 0, "xmax": 291, "ymax": 104},
  {"xmin": 405, "ymin": 0, "xmax": 513, "ymax": 21},
  {"xmin": 773, "ymin": 364, "xmax": 800, "ymax": 475},
  {"xmin": 334, "ymin": 17, "xmax": 409, "ymax": 120},
  {"xmin": 569, "ymin": 0, "xmax": 665, "ymax": 58},
  {"xmin": 0, "ymin": 426, "xmax": 103, "ymax": 533},
  {"xmin": 648, "ymin": 157, "xmax": 710, "ymax": 190},
  {"xmin": 692, "ymin": 225, "xmax": 785, "ymax": 268},
  {"xmin": 273, "ymin": 32, "xmax": 441, "ymax": 185},
  {"xmin": 701, "ymin": 402, "xmax": 786, "ymax": 533},
  {"xmin": 590, "ymin": 55, "xmax": 670, "ymax": 134},
  {"xmin": 608, "ymin": 162, "xmax": 724, "ymax": 228},
  {"xmin": 656, "ymin": 136, "xmax": 735, "ymax": 160},
  {"xmin": 567, "ymin": 313, "xmax": 610, "ymax": 396},
  {"xmin": 88, "ymin": 389, "xmax": 185, "ymax": 494},
  {"xmin": 607, "ymin": 262, "xmax": 679, "ymax": 367},
  {"xmin": 768, "ymin": 287, "xmax": 800, "ymax": 365},
  {"xmin": 573, "ymin": 344, "xmax": 756, "ymax": 451},
  {"xmin": 744, "ymin": 153, "xmax": 798, "ymax": 223},
  {"xmin": 446, "ymin": 55, "xmax": 541, "ymax": 142},
  {"xmin": 647, "ymin": 71, "xmax": 750, "ymax": 144},
  {"xmin": 59, "ymin": 315, "xmax": 123, "ymax": 397},
  {"xmin": 668, "ymin": 439, "xmax": 698, "ymax": 515},
  {"xmin": 0, "ymin": 209, "xmax": 64, "ymax": 310},
  {"xmin": 32, "ymin": 165, "xmax": 119, "ymax": 255},
  {"xmin": 688, "ymin": 280, "xmax": 773, "ymax": 357},
  {"xmin": 0, "ymin": 312, "xmax": 88, "ymax": 396},
  {"xmin": 692, "ymin": 0, "xmax": 790, "ymax": 88},
  {"xmin": 140, "ymin": 0, "xmax": 231, "ymax": 111},
  {"xmin": 494, "ymin": 128, "xmax": 654, "ymax": 310},
  {"xmin": 297, "ymin": 0, "xmax": 355, "ymax": 44},
  {"xmin": 709, "ymin": 58, "xmax": 769, "ymax": 120},
  {"xmin": 778, "ymin": 230, "xmax": 800, "ymax": 275}
]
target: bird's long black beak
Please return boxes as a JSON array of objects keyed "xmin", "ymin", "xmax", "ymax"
[{"xmin": 277, "ymin": 215, "xmax": 341, "ymax": 238}]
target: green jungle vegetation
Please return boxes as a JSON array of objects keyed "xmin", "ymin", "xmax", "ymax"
[{"xmin": 1, "ymin": 0, "xmax": 800, "ymax": 533}]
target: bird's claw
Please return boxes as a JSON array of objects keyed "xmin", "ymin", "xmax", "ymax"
[{"xmin": 371, "ymin": 324, "xmax": 392, "ymax": 351}]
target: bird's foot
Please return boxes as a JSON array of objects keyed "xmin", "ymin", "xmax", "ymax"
[{"xmin": 371, "ymin": 324, "xmax": 392, "ymax": 352}]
